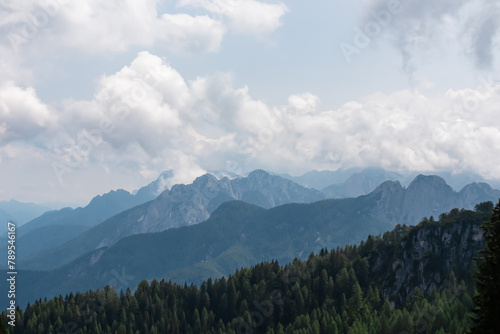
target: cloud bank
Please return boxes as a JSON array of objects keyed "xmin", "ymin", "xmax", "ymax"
[
  {"xmin": 1, "ymin": 51, "xmax": 499, "ymax": 203},
  {"xmin": 1, "ymin": 0, "xmax": 287, "ymax": 54}
]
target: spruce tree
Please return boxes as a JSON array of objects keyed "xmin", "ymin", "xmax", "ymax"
[{"xmin": 472, "ymin": 199, "xmax": 500, "ymax": 333}]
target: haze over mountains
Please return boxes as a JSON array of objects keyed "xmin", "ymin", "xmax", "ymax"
[
  {"xmin": 0, "ymin": 200, "xmax": 76, "ymax": 230},
  {"xmin": 282, "ymin": 167, "xmax": 500, "ymax": 197},
  {"xmin": 7, "ymin": 195, "xmax": 493, "ymax": 310},
  {"xmin": 2, "ymin": 168, "xmax": 499, "ymax": 309},
  {"xmin": 8, "ymin": 169, "xmax": 500, "ymax": 268},
  {"xmin": 7, "ymin": 204, "xmax": 490, "ymax": 333},
  {"xmin": 17, "ymin": 170, "xmax": 325, "ymax": 270}
]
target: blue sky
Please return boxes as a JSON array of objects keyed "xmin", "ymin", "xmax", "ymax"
[{"xmin": 0, "ymin": 0, "xmax": 499, "ymax": 204}]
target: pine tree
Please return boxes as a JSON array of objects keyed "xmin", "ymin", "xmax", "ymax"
[
  {"xmin": 0, "ymin": 317, "xmax": 7, "ymax": 334},
  {"xmin": 471, "ymin": 199, "xmax": 500, "ymax": 333}
]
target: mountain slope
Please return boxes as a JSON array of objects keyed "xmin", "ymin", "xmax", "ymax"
[
  {"xmin": 401, "ymin": 175, "xmax": 500, "ymax": 224},
  {"xmin": 322, "ymin": 167, "xmax": 400, "ymax": 198},
  {"xmin": 0, "ymin": 200, "xmax": 52, "ymax": 226},
  {"xmin": 13, "ymin": 197, "xmax": 394, "ymax": 306},
  {"xmin": 7, "ymin": 200, "xmax": 492, "ymax": 330},
  {"xmin": 20, "ymin": 170, "xmax": 325, "ymax": 271},
  {"xmin": 363, "ymin": 175, "xmax": 500, "ymax": 226},
  {"xmin": 9, "ymin": 172, "xmax": 174, "ymax": 261},
  {"xmin": 280, "ymin": 168, "xmax": 362, "ymax": 190},
  {"xmin": 18, "ymin": 189, "xmax": 151, "ymax": 237}
]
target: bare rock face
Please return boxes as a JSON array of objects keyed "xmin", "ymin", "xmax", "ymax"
[
  {"xmin": 365, "ymin": 180, "xmax": 405, "ymax": 224},
  {"xmin": 372, "ymin": 219, "xmax": 485, "ymax": 305},
  {"xmin": 401, "ymin": 175, "xmax": 456, "ymax": 224},
  {"xmin": 84, "ymin": 170, "xmax": 327, "ymax": 248},
  {"xmin": 19, "ymin": 170, "xmax": 328, "ymax": 271}
]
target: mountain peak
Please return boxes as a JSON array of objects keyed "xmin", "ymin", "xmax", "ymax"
[
  {"xmin": 371, "ymin": 180, "xmax": 403, "ymax": 195},
  {"xmin": 193, "ymin": 173, "xmax": 219, "ymax": 185},
  {"xmin": 408, "ymin": 174, "xmax": 449, "ymax": 188},
  {"xmin": 459, "ymin": 182, "xmax": 493, "ymax": 192},
  {"xmin": 247, "ymin": 169, "xmax": 271, "ymax": 179},
  {"xmin": 208, "ymin": 170, "xmax": 241, "ymax": 180}
]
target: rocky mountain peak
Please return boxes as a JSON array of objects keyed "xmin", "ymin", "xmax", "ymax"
[
  {"xmin": 371, "ymin": 180, "xmax": 404, "ymax": 195},
  {"xmin": 407, "ymin": 174, "xmax": 449, "ymax": 189},
  {"xmin": 402, "ymin": 175, "xmax": 455, "ymax": 225},
  {"xmin": 247, "ymin": 169, "xmax": 271, "ymax": 179},
  {"xmin": 60, "ymin": 170, "xmax": 327, "ymax": 257},
  {"xmin": 192, "ymin": 172, "xmax": 219, "ymax": 186},
  {"xmin": 459, "ymin": 182, "xmax": 495, "ymax": 193}
]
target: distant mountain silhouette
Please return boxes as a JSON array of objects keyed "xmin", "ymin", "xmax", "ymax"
[{"xmin": 19, "ymin": 170, "xmax": 325, "ymax": 271}]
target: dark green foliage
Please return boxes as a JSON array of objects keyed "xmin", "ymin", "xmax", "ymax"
[
  {"xmin": 2, "ymin": 254, "xmax": 476, "ymax": 334},
  {"xmin": 471, "ymin": 200, "xmax": 500, "ymax": 333},
  {"xmin": 3, "ymin": 203, "xmax": 493, "ymax": 333},
  {"xmin": 11, "ymin": 199, "xmax": 397, "ymax": 308},
  {"xmin": 0, "ymin": 316, "xmax": 7, "ymax": 334}
]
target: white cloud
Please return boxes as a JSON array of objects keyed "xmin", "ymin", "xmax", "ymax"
[
  {"xmin": 287, "ymin": 93, "xmax": 320, "ymax": 115},
  {"xmin": 2, "ymin": 50, "xmax": 500, "ymax": 203},
  {"xmin": 79, "ymin": 54, "xmax": 500, "ymax": 181},
  {"xmin": 1, "ymin": 0, "xmax": 287, "ymax": 56},
  {"xmin": 0, "ymin": 45, "xmax": 32, "ymax": 84},
  {"xmin": 158, "ymin": 13, "xmax": 225, "ymax": 54},
  {"xmin": 1, "ymin": 0, "xmax": 225, "ymax": 55},
  {"xmin": 178, "ymin": 0, "xmax": 288, "ymax": 37},
  {"xmin": 0, "ymin": 83, "xmax": 56, "ymax": 142}
]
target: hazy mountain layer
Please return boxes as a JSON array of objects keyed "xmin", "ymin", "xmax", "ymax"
[
  {"xmin": 19, "ymin": 170, "xmax": 325, "ymax": 271},
  {"xmin": 7, "ymin": 199, "xmax": 492, "ymax": 313}
]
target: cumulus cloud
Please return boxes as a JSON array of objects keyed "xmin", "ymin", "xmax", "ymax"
[
  {"xmin": 0, "ymin": 83, "xmax": 56, "ymax": 143},
  {"xmin": 2, "ymin": 51, "xmax": 500, "ymax": 203},
  {"xmin": 1, "ymin": 0, "xmax": 287, "ymax": 55},
  {"xmin": 0, "ymin": 0, "xmax": 225, "ymax": 54},
  {"xmin": 158, "ymin": 13, "xmax": 224, "ymax": 54},
  {"xmin": 97, "ymin": 53, "xmax": 500, "ymax": 181},
  {"xmin": 178, "ymin": 0, "xmax": 288, "ymax": 37}
]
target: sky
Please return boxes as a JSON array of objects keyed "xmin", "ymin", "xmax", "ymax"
[{"xmin": 0, "ymin": 0, "xmax": 499, "ymax": 205}]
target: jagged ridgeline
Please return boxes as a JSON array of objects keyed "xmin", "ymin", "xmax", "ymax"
[{"xmin": 3, "ymin": 203, "xmax": 492, "ymax": 334}]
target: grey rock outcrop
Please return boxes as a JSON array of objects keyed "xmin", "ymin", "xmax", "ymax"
[{"xmin": 371, "ymin": 216, "xmax": 485, "ymax": 305}]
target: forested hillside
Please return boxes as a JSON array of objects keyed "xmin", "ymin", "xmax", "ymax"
[{"xmin": 3, "ymin": 202, "xmax": 493, "ymax": 333}]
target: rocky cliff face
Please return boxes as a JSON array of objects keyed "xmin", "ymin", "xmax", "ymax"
[
  {"xmin": 401, "ymin": 175, "xmax": 456, "ymax": 224},
  {"xmin": 365, "ymin": 180, "xmax": 405, "ymax": 224},
  {"xmin": 369, "ymin": 214, "xmax": 486, "ymax": 305},
  {"xmin": 20, "ymin": 170, "xmax": 327, "ymax": 271},
  {"xmin": 135, "ymin": 169, "xmax": 325, "ymax": 235}
]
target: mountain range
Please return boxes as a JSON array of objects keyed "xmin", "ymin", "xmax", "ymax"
[
  {"xmin": 8, "ymin": 174, "xmax": 499, "ymax": 307},
  {"xmin": 2, "ymin": 168, "xmax": 499, "ymax": 310},
  {"xmin": 322, "ymin": 168, "xmax": 400, "ymax": 198},
  {"xmin": 0, "ymin": 171, "xmax": 176, "ymax": 263},
  {"xmin": 0, "ymin": 200, "xmax": 70, "ymax": 230},
  {"xmin": 17, "ymin": 170, "xmax": 325, "ymax": 270},
  {"xmin": 15, "ymin": 171, "xmax": 500, "ymax": 272},
  {"xmin": 6, "ymin": 197, "xmax": 492, "ymax": 314},
  {"xmin": 6, "ymin": 202, "xmax": 490, "ymax": 333}
]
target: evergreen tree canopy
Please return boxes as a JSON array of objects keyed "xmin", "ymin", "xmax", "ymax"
[{"xmin": 472, "ymin": 200, "xmax": 500, "ymax": 333}]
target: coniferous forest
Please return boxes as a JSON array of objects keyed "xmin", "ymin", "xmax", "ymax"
[{"xmin": 3, "ymin": 201, "xmax": 499, "ymax": 334}]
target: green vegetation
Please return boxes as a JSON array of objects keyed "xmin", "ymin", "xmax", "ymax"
[
  {"xmin": 12, "ymin": 199, "xmax": 395, "ymax": 308},
  {"xmin": 471, "ymin": 200, "xmax": 500, "ymax": 333},
  {"xmin": 4, "ymin": 203, "xmax": 495, "ymax": 333}
]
